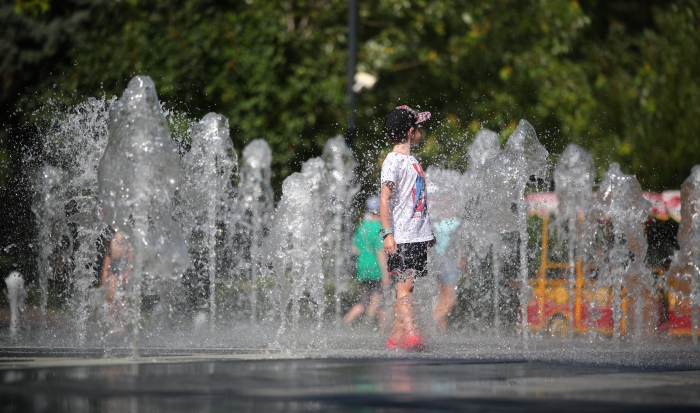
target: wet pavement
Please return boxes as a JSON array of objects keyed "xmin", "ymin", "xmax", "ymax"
[{"xmin": 1, "ymin": 347, "xmax": 699, "ymax": 412}]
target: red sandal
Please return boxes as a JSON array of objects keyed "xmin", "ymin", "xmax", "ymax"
[{"xmin": 398, "ymin": 335, "xmax": 427, "ymax": 352}]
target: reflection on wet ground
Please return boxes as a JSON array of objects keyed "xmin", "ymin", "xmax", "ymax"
[{"xmin": 1, "ymin": 356, "xmax": 700, "ymax": 412}]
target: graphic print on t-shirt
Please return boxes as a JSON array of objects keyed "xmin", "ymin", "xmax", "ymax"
[
  {"xmin": 380, "ymin": 152, "xmax": 433, "ymax": 243},
  {"xmin": 411, "ymin": 163, "xmax": 427, "ymax": 218}
]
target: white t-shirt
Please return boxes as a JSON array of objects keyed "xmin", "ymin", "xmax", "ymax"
[{"xmin": 381, "ymin": 152, "xmax": 434, "ymax": 244}]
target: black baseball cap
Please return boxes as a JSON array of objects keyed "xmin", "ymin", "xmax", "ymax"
[{"xmin": 384, "ymin": 105, "xmax": 431, "ymax": 141}]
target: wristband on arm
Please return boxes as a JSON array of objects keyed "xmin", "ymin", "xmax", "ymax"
[{"xmin": 379, "ymin": 228, "xmax": 393, "ymax": 239}]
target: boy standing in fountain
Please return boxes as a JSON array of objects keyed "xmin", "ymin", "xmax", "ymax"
[{"xmin": 380, "ymin": 106, "xmax": 435, "ymax": 351}]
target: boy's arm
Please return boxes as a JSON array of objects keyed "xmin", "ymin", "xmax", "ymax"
[{"xmin": 380, "ymin": 182, "xmax": 396, "ymax": 255}]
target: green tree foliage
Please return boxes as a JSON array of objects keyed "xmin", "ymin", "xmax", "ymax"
[
  {"xmin": 6, "ymin": 0, "xmax": 699, "ymax": 192},
  {"xmin": 353, "ymin": 0, "xmax": 700, "ymax": 192},
  {"xmin": 582, "ymin": 0, "xmax": 700, "ymax": 189},
  {"xmin": 1, "ymin": 0, "xmax": 94, "ymax": 284},
  {"xmin": 16, "ymin": 0, "xmax": 350, "ymax": 182},
  {"xmin": 352, "ymin": 0, "xmax": 597, "ymax": 184}
]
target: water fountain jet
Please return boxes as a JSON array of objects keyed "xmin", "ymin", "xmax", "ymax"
[
  {"xmin": 554, "ymin": 144, "xmax": 595, "ymax": 337},
  {"xmin": 479, "ymin": 121, "xmax": 549, "ymax": 333},
  {"xmin": 590, "ymin": 163, "xmax": 652, "ymax": 340},
  {"xmin": 97, "ymin": 76, "xmax": 191, "ymax": 353},
  {"xmin": 31, "ymin": 166, "xmax": 71, "ymax": 331},
  {"xmin": 321, "ymin": 136, "xmax": 358, "ymax": 325},
  {"xmin": 233, "ymin": 139, "xmax": 273, "ymax": 322},
  {"xmin": 178, "ymin": 113, "xmax": 237, "ymax": 329},
  {"xmin": 267, "ymin": 171, "xmax": 325, "ymax": 347},
  {"xmin": 5, "ymin": 272, "xmax": 26, "ymax": 340},
  {"xmin": 664, "ymin": 165, "xmax": 700, "ymax": 343},
  {"xmin": 33, "ymin": 96, "xmax": 113, "ymax": 344}
]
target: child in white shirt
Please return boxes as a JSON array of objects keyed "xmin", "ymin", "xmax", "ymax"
[{"xmin": 379, "ymin": 106, "xmax": 435, "ymax": 351}]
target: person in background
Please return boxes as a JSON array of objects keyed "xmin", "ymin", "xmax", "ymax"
[
  {"xmin": 344, "ymin": 196, "xmax": 390, "ymax": 326},
  {"xmin": 431, "ymin": 212, "xmax": 461, "ymax": 333}
]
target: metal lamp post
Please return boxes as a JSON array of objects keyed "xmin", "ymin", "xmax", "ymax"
[{"xmin": 345, "ymin": 0, "xmax": 357, "ymax": 147}]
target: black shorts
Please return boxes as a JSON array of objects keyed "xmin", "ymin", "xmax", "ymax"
[
  {"xmin": 359, "ymin": 280, "xmax": 382, "ymax": 306},
  {"xmin": 387, "ymin": 241, "xmax": 428, "ymax": 282}
]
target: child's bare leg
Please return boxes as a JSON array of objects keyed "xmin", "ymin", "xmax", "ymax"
[
  {"xmin": 343, "ymin": 303, "xmax": 366, "ymax": 325},
  {"xmin": 389, "ymin": 275, "xmax": 416, "ymax": 341},
  {"xmin": 377, "ymin": 307, "xmax": 387, "ymax": 330},
  {"xmin": 366, "ymin": 292, "xmax": 382, "ymax": 319},
  {"xmin": 390, "ymin": 294, "xmax": 415, "ymax": 340},
  {"xmin": 433, "ymin": 282, "xmax": 456, "ymax": 334}
]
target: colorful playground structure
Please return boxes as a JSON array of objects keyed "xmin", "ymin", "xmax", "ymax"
[{"xmin": 524, "ymin": 191, "xmax": 698, "ymax": 337}]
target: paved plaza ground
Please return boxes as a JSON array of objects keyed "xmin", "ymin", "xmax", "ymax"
[{"xmin": 1, "ymin": 340, "xmax": 699, "ymax": 412}]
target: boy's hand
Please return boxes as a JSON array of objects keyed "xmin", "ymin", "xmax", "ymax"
[
  {"xmin": 383, "ymin": 234, "xmax": 397, "ymax": 255},
  {"xmin": 427, "ymin": 237, "xmax": 436, "ymax": 248}
]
